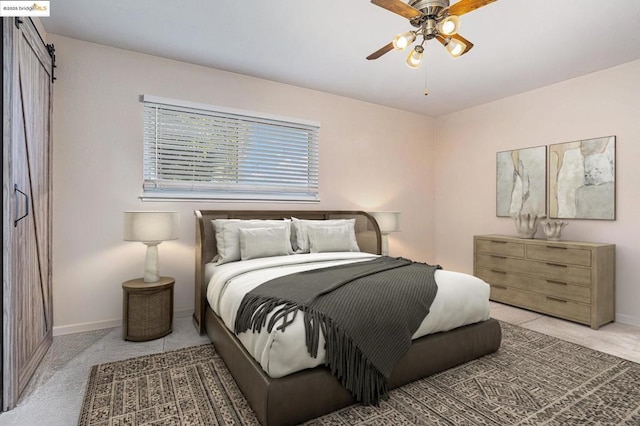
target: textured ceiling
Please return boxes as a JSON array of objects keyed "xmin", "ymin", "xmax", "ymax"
[{"xmin": 42, "ymin": 0, "xmax": 640, "ymax": 116}]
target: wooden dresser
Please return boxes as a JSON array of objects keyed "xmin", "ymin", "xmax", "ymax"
[{"xmin": 474, "ymin": 235, "xmax": 615, "ymax": 329}]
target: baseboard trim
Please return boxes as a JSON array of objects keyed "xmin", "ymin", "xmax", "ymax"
[
  {"xmin": 54, "ymin": 309, "xmax": 638, "ymax": 336},
  {"xmin": 174, "ymin": 307, "xmax": 193, "ymax": 318},
  {"xmin": 52, "ymin": 318, "xmax": 121, "ymax": 336},
  {"xmin": 616, "ymin": 313, "xmax": 640, "ymax": 328},
  {"xmin": 53, "ymin": 308, "xmax": 194, "ymax": 336}
]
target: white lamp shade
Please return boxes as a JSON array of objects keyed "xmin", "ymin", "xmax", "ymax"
[
  {"xmin": 370, "ymin": 212, "xmax": 401, "ymax": 234},
  {"xmin": 123, "ymin": 211, "xmax": 180, "ymax": 243},
  {"xmin": 438, "ymin": 15, "xmax": 460, "ymax": 36},
  {"xmin": 405, "ymin": 46, "xmax": 424, "ymax": 69},
  {"xmin": 445, "ymin": 38, "xmax": 467, "ymax": 58},
  {"xmin": 392, "ymin": 31, "xmax": 417, "ymax": 50}
]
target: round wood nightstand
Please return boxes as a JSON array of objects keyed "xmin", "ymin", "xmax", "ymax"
[{"xmin": 122, "ymin": 276, "xmax": 174, "ymax": 341}]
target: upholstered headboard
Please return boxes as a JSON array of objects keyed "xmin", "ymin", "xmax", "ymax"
[{"xmin": 193, "ymin": 210, "xmax": 382, "ymax": 334}]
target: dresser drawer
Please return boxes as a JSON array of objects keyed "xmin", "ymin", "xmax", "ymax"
[
  {"xmin": 476, "ymin": 267, "xmax": 591, "ymax": 304},
  {"xmin": 489, "ymin": 286, "xmax": 590, "ymax": 324},
  {"xmin": 476, "ymin": 238, "xmax": 525, "ymax": 258},
  {"xmin": 526, "ymin": 244, "xmax": 591, "ymax": 267},
  {"xmin": 476, "ymin": 254, "xmax": 591, "ymax": 285}
]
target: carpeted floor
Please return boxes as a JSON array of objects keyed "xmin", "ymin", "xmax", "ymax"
[{"xmin": 78, "ymin": 322, "xmax": 640, "ymax": 425}]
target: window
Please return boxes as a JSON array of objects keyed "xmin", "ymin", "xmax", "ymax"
[{"xmin": 141, "ymin": 95, "xmax": 320, "ymax": 201}]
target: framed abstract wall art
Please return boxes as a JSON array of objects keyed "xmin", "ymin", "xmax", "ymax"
[
  {"xmin": 549, "ymin": 136, "xmax": 616, "ymax": 220},
  {"xmin": 496, "ymin": 146, "xmax": 547, "ymax": 217}
]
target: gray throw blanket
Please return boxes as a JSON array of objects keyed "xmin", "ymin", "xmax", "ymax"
[{"xmin": 234, "ymin": 256, "xmax": 440, "ymax": 405}]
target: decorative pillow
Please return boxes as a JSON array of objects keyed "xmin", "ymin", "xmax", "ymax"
[
  {"xmin": 292, "ymin": 218, "xmax": 359, "ymax": 253},
  {"xmin": 289, "ymin": 222, "xmax": 299, "ymax": 252},
  {"xmin": 307, "ymin": 225, "xmax": 358, "ymax": 253},
  {"xmin": 239, "ymin": 226, "xmax": 291, "ymax": 260},
  {"xmin": 212, "ymin": 219, "xmax": 292, "ymax": 264}
]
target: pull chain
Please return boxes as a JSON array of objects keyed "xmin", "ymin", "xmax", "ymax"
[{"xmin": 424, "ymin": 58, "xmax": 429, "ymax": 96}]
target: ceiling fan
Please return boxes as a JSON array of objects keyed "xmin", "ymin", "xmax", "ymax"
[{"xmin": 367, "ymin": 0, "xmax": 498, "ymax": 93}]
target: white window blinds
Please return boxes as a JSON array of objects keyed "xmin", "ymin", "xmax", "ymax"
[{"xmin": 142, "ymin": 95, "xmax": 320, "ymax": 201}]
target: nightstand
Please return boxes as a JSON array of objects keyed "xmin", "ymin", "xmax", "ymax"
[{"xmin": 122, "ymin": 276, "xmax": 174, "ymax": 341}]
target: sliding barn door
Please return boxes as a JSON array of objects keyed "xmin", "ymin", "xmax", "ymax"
[{"xmin": 2, "ymin": 18, "xmax": 54, "ymax": 410}]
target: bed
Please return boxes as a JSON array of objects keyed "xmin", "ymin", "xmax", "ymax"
[{"xmin": 194, "ymin": 210, "xmax": 502, "ymax": 426}]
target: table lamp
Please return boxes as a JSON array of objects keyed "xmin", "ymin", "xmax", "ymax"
[
  {"xmin": 123, "ymin": 211, "xmax": 179, "ymax": 282},
  {"xmin": 370, "ymin": 212, "xmax": 401, "ymax": 256}
]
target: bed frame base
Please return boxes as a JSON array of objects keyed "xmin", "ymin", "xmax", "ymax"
[{"xmin": 207, "ymin": 308, "xmax": 501, "ymax": 426}]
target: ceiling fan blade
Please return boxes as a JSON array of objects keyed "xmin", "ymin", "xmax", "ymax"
[
  {"xmin": 448, "ymin": 0, "xmax": 497, "ymax": 16},
  {"xmin": 371, "ymin": 0, "xmax": 422, "ymax": 20},
  {"xmin": 451, "ymin": 33, "xmax": 474, "ymax": 55},
  {"xmin": 367, "ymin": 42, "xmax": 394, "ymax": 60}
]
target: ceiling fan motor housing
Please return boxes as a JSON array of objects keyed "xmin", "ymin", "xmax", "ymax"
[{"xmin": 409, "ymin": 0, "xmax": 448, "ymax": 17}]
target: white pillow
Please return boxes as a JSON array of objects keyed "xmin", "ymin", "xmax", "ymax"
[
  {"xmin": 292, "ymin": 218, "xmax": 359, "ymax": 253},
  {"xmin": 212, "ymin": 219, "xmax": 292, "ymax": 264},
  {"xmin": 239, "ymin": 226, "xmax": 291, "ymax": 260},
  {"xmin": 308, "ymin": 225, "xmax": 358, "ymax": 253}
]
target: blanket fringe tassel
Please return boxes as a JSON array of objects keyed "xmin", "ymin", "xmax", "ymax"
[{"xmin": 234, "ymin": 296, "xmax": 388, "ymax": 405}]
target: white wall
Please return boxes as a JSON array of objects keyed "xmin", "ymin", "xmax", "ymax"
[
  {"xmin": 434, "ymin": 60, "xmax": 640, "ymax": 326},
  {"xmin": 49, "ymin": 33, "xmax": 640, "ymax": 332},
  {"xmin": 49, "ymin": 35, "xmax": 436, "ymax": 333}
]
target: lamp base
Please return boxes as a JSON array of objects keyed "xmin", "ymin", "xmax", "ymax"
[{"xmin": 144, "ymin": 243, "xmax": 160, "ymax": 282}]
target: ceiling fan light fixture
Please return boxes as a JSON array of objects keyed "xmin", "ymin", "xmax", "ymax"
[
  {"xmin": 392, "ymin": 31, "xmax": 417, "ymax": 50},
  {"xmin": 406, "ymin": 45, "xmax": 424, "ymax": 68},
  {"xmin": 445, "ymin": 38, "xmax": 466, "ymax": 58},
  {"xmin": 368, "ymin": 0, "xmax": 498, "ymax": 92},
  {"xmin": 438, "ymin": 15, "xmax": 460, "ymax": 36}
]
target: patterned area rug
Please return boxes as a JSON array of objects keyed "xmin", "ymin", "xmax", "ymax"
[{"xmin": 78, "ymin": 322, "xmax": 640, "ymax": 425}]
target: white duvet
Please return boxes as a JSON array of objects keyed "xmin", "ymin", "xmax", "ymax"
[{"xmin": 206, "ymin": 252, "xmax": 490, "ymax": 378}]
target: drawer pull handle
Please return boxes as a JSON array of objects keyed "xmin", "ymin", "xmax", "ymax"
[
  {"xmin": 546, "ymin": 246, "xmax": 567, "ymax": 250},
  {"xmin": 492, "ymin": 285, "xmax": 507, "ymax": 290},
  {"xmin": 546, "ymin": 296, "xmax": 568, "ymax": 303},
  {"xmin": 490, "ymin": 269, "xmax": 507, "ymax": 274},
  {"xmin": 547, "ymin": 279, "xmax": 567, "ymax": 285},
  {"xmin": 491, "ymin": 255, "xmax": 507, "ymax": 259},
  {"xmin": 490, "ymin": 240, "xmax": 507, "ymax": 244},
  {"xmin": 546, "ymin": 263, "xmax": 567, "ymax": 268}
]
